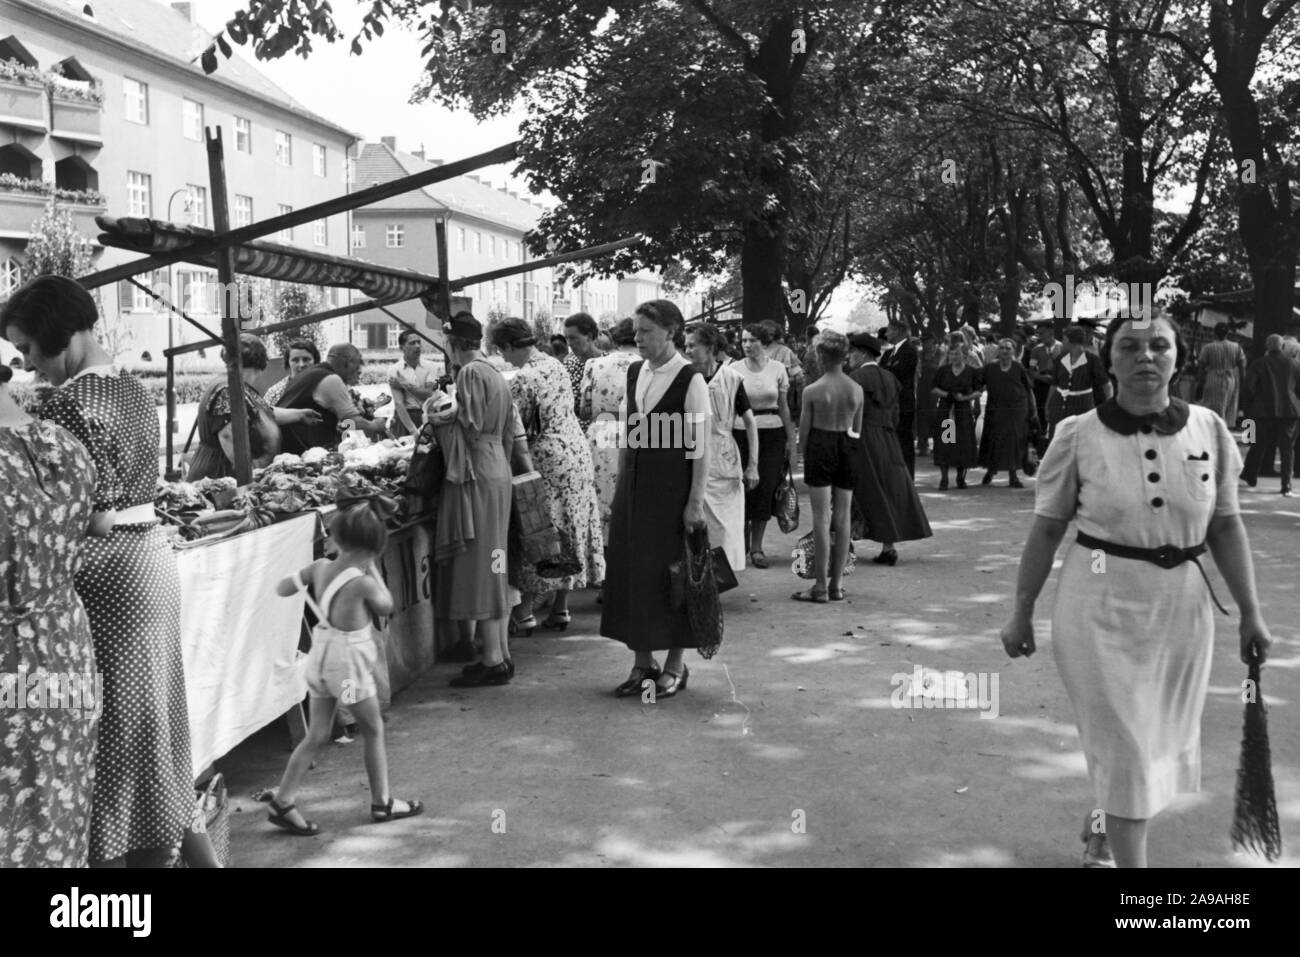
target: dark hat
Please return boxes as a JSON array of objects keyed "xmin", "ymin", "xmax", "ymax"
[
  {"xmin": 443, "ymin": 312, "xmax": 482, "ymax": 339},
  {"xmin": 848, "ymin": 332, "xmax": 886, "ymax": 356}
]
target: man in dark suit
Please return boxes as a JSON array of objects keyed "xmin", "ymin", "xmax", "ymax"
[
  {"xmin": 881, "ymin": 319, "xmax": 919, "ymax": 476},
  {"xmin": 1241, "ymin": 334, "xmax": 1300, "ymax": 496}
]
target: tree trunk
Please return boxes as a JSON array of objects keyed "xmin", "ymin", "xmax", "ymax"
[{"xmin": 742, "ymin": 221, "xmax": 787, "ymax": 328}]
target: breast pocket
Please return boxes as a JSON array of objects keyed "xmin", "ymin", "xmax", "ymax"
[{"xmin": 1183, "ymin": 459, "xmax": 1215, "ymax": 502}]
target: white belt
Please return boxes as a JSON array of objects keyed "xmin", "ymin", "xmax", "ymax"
[
  {"xmin": 114, "ymin": 503, "xmax": 160, "ymax": 526},
  {"xmin": 1059, "ymin": 388, "xmax": 1093, "ymax": 398}
]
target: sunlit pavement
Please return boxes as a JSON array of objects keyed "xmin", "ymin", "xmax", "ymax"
[{"xmin": 221, "ymin": 454, "xmax": 1300, "ymax": 867}]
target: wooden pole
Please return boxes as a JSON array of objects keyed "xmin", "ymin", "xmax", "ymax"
[
  {"xmin": 79, "ymin": 142, "xmax": 521, "ymax": 290},
  {"xmin": 206, "ymin": 126, "xmax": 253, "ymax": 485},
  {"xmin": 450, "ymin": 236, "xmax": 640, "ymax": 291},
  {"xmin": 434, "ymin": 219, "xmax": 452, "ymax": 321}
]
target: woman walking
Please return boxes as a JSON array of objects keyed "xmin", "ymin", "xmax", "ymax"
[
  {"xmin": 579, "ymin": 318, "xmax": 639, "ymax": 546},
  {"xmin": 603, "ymin": 300, "xmax": 710, "ymax": 698},
  {"xmin": 1047, "ymin": 326, "xmax": 1110, "ymax": 440},
  {"xmin": 847, "ymin": 333, "xmax": 932, "ymax": 564},
  {"xmin": 1196, "ymin": 322, "xmax": 1246, "ymax": 427},
  {"xmin": 729, "ymin": 324, "xmax": 797, "ymax": 568},
  {"xmin": 2, "ymin": 276, "xmax": 208, "ymax": 867},
  {"xmin": 978, "ymin": 338, "xmax": 1038, "ymax": 488},
  {"xmin": 1000, "ymin": 314, "xmax": 1271, "ymax": 867},
  {"xmin": 493, "ymin": 317, "xmax": 605, "ymax": 632},
  {"xmin": 686, "ymin": 322, "xmax": 759, "ymax": 571},
  {"xmin": 930, "ymin": 334, "xmax": 982, "ymax": 490},
  {"xmin": 0, "ymin": 362, "xmax": 101, "ymax": 867}
]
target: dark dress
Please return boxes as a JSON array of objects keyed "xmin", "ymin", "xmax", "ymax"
[
  {"xmin": 187, "ymin": 380, "xmax": 276, "ymax": 480},
  {"xmin": 42, "ymin": 370, "xmax": 193, "ymax": 862},
  {"xmin": 849, "ymin": 364, "xmax": 933, "ymax": 544},
  {"xmin": 978, "ymin": 361, "xmax": 1035, "ymax": 471},
  {"xmin": 277, "ymin": 363, "xmax": 342, "ymax": 453},
  {"xmin": 930, "ymin": 364, "xmax": 981, "ymax": 468},
  {"xmin": 1047, "ymin": 351, "xmax": 1108, "ymax": 438},
  {"xmin": 1, "ymin": 420, "xmax": 99, "ymax": 867},
  {"xmin": 601, "ymin": 361, "xmax": 700, "ymax": 652}
]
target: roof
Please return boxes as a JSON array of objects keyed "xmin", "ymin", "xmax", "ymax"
[
  {"xmin": 353, "ymin": 141, "xmax": 544, "ymax": 232},
  {"xmin": 8, "ymin": 0, "xmax": 358, "ymax": 141}
]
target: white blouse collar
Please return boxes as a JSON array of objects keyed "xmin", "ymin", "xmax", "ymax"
[{"xmin": 66, "ymin": 364, "xmax": 118, "ymax": 384}]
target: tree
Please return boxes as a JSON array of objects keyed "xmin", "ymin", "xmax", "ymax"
[
  {"xmin": 269, "ymin": 282, "xmax": 328, "ymax": 356},
  {"xmin": 23, "ymin": 200, "xmax": 93, "ymax": 278}
]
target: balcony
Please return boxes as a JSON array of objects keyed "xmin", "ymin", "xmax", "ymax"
[
  {"xmin": 0, "ymin": 181, "xmax": 106, "ymax": 241},
  {"xmin": 0, "ymin": 73, "xmax": 48, "ymax": 134},
  {"xmin": 50, "ymin": 88, "xmax": 103, "ymax": 146}
]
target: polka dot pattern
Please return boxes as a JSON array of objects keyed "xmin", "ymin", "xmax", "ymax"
[{"xmin": 42, "ymin": 370, "xmax": 193, "ymax": 862}]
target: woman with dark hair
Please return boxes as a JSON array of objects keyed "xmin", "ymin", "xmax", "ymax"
[
  {"xmin": 930, "ymin": 333, "xmax": 982, "ymax": 489},
  {"xmin": 580, "ymin": 317, "xmax": 640, "ymax": 547},
  {"xmin": 493, "ymin": 317, "xmax": 605, "ymax": 632},
  {"xmin": 978, "ymin": 338, "xmax": 1038, "ymax": 488},
  {"xmin": 1001, "ymin": 313, "xmax": 1271, "ymax": 867},
  {"xmin": 728, "ymin": 323, "xmax": 797, "ymax": 567},
  {"xmin": 1, "ymin": 275, "xmax": 210, "ymax": 867},
  {"xmin": 562, "ymin": 312, "xmax": 603, "ymax": 425},
  {"xmin": 603, "ymin": 300, "xmax": 710, "ymax": 698},
  {"xmin": 1047, "ymin": 326, "xmax": 1110, "ymax": 440},
  {"xmin": 0, "ymin": 361, "xmax": 101, "ymax": 866},
  {"xmin": 1196, "ymin": 321, "xmax": 1246, "ymax": 427},
  {"xmin": 687, "ymin": 321, "xmax": 759, "ymax": 571},
  {"xmin": 264, "ymin": 338, "xmax": 321, "ymax": 406}
]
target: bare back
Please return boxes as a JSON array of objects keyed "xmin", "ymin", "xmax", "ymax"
[
  {"xmin": 802, "ymin": 369, "xmax": 863, "ymax": 433},
  {"xmin": 308, "ymin": 558, "xmax": 377, "ymax": 631}
]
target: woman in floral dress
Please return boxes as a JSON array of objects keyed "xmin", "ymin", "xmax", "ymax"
[
  {"xmin": 0, "ymin": 363, "xmax": 101, "ymax": 867},
  {"xmin": 579, "ymin": 318, "xmax": 639, "ymax": 546},
  {"xmin": 492, "ymin": 317, "xmax": 605, "ymax": 631},
  {"xmin": 2, "ymin": 276, "xmax": 201, "ymax": 867}
]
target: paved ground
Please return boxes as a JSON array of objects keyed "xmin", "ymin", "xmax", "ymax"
[{"xmin": 221, "ymin": 453, "xmax": 1300, "ymax": 868}]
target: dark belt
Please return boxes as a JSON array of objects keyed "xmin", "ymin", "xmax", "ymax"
[
  {"xmin": 752, "ymin": 408, "xmax": 779, "ymax": 416},
  {"xmin": 1075, "ymin": 531, "xmax": 1230, "ymax": 615}
]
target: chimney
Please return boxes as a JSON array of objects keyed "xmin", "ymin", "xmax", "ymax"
[
  {"xmin": 380, "ymin": 135, "xmax": 397, "ymax": 152},
  {"xmin": 412, "ymin": 149, "xmax": 424, "ymax": 160},
  {"xmin": 171, "ymin": 2, "xmax": 194, "ymax": 21}
]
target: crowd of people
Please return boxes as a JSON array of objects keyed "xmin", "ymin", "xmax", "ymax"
[{"xmin": 1, "ymin": 269, "xmax": 1291, "ymax": 868}]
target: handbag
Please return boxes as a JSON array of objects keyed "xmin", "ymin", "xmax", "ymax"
[
  {"xmin": 664, "ymin": 527, "xmax": 724, "ymax": 659},
  {"xmin": 772, "ymin": 460, "xmax": 800, "ymax": 534},
  {"xmin": 175, "ymin": 773, "xmax": 231, "ymax": 868},
  {"xmin": 1231, "ymin": 657, "xmax": 1281, "ymax": 861},
  {"xmin": 511, "ymin": 471, "xmax": 562, "ymax": 566},
  {"xmin": 792, "ymin": 530, "xmax": 857, "ymax": 580},
  {"xmin": 403, "ymin": 421, "xmax": 446, "ymax": 497}
]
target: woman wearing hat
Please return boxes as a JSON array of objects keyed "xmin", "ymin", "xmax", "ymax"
[
  {"xmin": 1047, "ymin": 326, "xmax": 1110, "ymax": 441},
  {"xmin": 930, "ymin": 333, "xmax": 983, "ymax": 489},
  {"xmin": 847, "ymin": 332, "xmax": 932, "ymax": 564},
  {"xmin": 492, "ymin": 317, "xmax": 605, "ymax": 633}
]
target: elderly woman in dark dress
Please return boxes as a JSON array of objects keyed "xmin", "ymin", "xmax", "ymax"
[
  {"xmin": 930, "ymin": 333, "xmax": 983, "ymax": 489},
  {"xmin": 1, "ymin": 276, "xmax": 214, "ymax": 867},
  {"xmin": 1001, "ymin": 314, "xmax": 1272, "ymax": 868},
  {"xmin": 978, "ymin": 338, "xmax": 1038, "ymax": 488},
  {"xmin": 602, "ymin": 300, "xmax": 711, "ymax": 698}
]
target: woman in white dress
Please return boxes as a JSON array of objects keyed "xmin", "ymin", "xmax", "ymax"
[
  {"xmin": 686, "ymin": 322, "xmax": 759, "ymax": 570},
  {"xmin": 1000, "ymin": 314, "xmax": 1272, "ymax": 868},
  {"xmin": 579, "ymin": 318, "xmax": 640, "ymax": 546}
]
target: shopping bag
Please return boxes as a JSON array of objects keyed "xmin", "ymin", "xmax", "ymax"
[
  {"xmin": 1230, "ymin": 657, "xmax": 1282, "ymax": 861},
  {"xmin": 670, "ymin": 527, "xmax": 724, "ymax": 659},
  {"xmin": 772, "ymin": 460, "xmax": 800, "ymax": 534},
  {"xmin": 403, "ymin": 422, "xmax": 446, "ymax": 497}
]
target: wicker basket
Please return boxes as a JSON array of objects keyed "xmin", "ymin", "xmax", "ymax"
[{"xmin": 176, "ymin": 773, "xmax": 231, "ymax": 868}]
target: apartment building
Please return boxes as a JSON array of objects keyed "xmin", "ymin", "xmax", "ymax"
[{"xmin": 0, "ymin": 0, "xmax": 359, "ymax": 358}]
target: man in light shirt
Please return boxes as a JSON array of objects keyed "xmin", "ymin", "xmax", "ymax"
[{"xmin": 388, "ymin": 329, "xmax": 444, "ymax": 437}]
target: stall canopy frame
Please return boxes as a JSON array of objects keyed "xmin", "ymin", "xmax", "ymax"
[{"xmin": 77, "ymin": 136, "xmax": 641, "ymax": 481}]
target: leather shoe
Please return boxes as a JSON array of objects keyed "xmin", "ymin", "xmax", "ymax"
[
  {"xmin": 615, "ymin": 664, "xmax": 661, "ymax": 697},
  {"xmin": 655, "ymin": 664, "xmax": 690, "ymax": 698}
]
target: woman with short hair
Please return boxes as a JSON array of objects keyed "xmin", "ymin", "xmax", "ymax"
[
  {"xmin": 264, "ymin": 338, "xmax": 320, "ymax": 406},
  {"xmin": 1047, "ymin": 326, "xmax": 1110, "ymax": 440},
  {"xmin": 189, "ymin": 334, "xmax": 281, "ymax": 480},
  {"xmin": 1000, "ymin": 313, "xmax": 1272, "ymax": 867},
  {"xmin": 579, "ymin": 318, "xmax": 640, "ymax": 547},
  {"xmin": 930, "ymin": 333, "xmax": 982, "ymax": 489},
  {"xmin": 978, "ymin": 338, "xmax": 1038, "ymax": 488},
  {"xmin": 1196, "ymin": 321, "xmax": 1246, "ymax": 427},
  {"xmin": 562, "ymin": 312, "xmax": 602, "ymax": 425},
  {"xmin": 493, "ymin": 317, "xmax": 605, "ymax": 632},
  {"xmin": 603, "ymin": 300, "xmax": 710, "ymax": 698},
  {"xmin": 728, "ymin": 323, "xmax": 797, "ymax": 567}
]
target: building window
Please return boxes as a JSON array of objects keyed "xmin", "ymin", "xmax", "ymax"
[
  {"xmin": 457, "ymin": 227, "xmax": 465, "ymax": 251},
  {"xmin": 277, "ymin": 203, "xmax": 293, "ymax": 242},
  {"xmin": 234, "ymin": 194, "xmax": 253, "ymax": 228},
  {"xmin": 473, "ymin": 232, "xmax": 482, "ymax": 254},
  {"xmin": 386, "ymin": 324, "xmax": 401, "ymax": 349},
  {"xmin": 312, "ymin": 144, "xmax": 326, "ymax": 177},
  {"xmin": 513, "ymin": 281, "xmax": 521, "ymax": 303},
  {"xmin": 489, "ymin": 235, "xmax": 496, "ymax": 258},
  {"xmin": 1, "ymin": 258, "xmax": 22, "ymax": 296},
  {"xmin": 126, "ymin": 171, "xmax": 152, "ymax": 216},
  {"xmin": 182, "ymin": 98, "xmax": 203, "ymax": 141},
  {"xmin": 179, "ymin": 270, "xmax": 215, "ymax": 314},
  {"xmin": 131, "ymin": 281, "xmax": 154, "ymax": 312},
  {"xmin": 235, "ymin": 117, "xmax": 251, "ymax": 153},
  {"xmin": 352, "ymin": 223, "xmax": 365, "ymax": 249},
  {"xmin": 123, "ymin": 78, "xmax": 148, "ymax": 124},
  {"xmin": 313, "ymin": 220, "xmax": 327, "ymax": 247},
  {"xmin": 386, "ymin": 224, "xmax": 404, "ymax": 248},
  {"xmin": 186, "ymin": 185, "xmax": 207, "ymax": 227},
  {"xmin": 275, "ymin": 130, "xmax": 292, "ymax": 166}
]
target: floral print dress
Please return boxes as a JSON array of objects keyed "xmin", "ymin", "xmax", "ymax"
[
  {"xmin": 1, "ymin": 419, "xmax": 99, "ymax": 867},
  {"xmin": 579, "ymin": 350, "xmax": 637, "ymax": 545},
  {"xmin": 510, "ymin": 351, "xmax": 606, "ymax": 595}
]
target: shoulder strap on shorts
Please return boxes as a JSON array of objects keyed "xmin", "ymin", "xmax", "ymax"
[
  {"xmin": 294, "ymin": 569, "xmax": 327, "ymax": 622},
  {"xmin": 318, "ymin": 566, "xmax": 366, "ymax": 624}
]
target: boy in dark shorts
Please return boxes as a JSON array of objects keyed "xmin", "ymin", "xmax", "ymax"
[{"xmin": 794, "ymin": 330, "xmax": 863, "ymax": 602}]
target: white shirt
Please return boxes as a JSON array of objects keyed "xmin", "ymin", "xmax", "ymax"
[
  {"xmin": 390, "ymin": 357, "xmax": 443, "ymax": 409},
  {"xmin": 634, "ymin": 352, "xmax": 709, "ymax": 416}
]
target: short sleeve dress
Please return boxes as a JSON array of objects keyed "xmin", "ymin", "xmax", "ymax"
[
  {"xmin": 1, "ymin": 419, "xmax": 98, "ymax": 867},
  {"xmin": 1034, "ymin": 398, "xmax": 1242, "ymax": 819},
  {"xmin": 187, "ymin": 380, "xmax": 277, "ymax": 481},
  {"xmin": 41, "ymin": 368, "xmax": 194, "ymax": 862},
  {"xmin": 579, "ymin": 350, "xmax": 638, "ymax": 545}
]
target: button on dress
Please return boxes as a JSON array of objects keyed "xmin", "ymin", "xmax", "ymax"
[{"xmin": 1034, "ymin": 400, "xmax": 1242, "ymax": 818}]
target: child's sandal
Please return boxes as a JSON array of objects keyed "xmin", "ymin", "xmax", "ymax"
[
  {"xmin": 371, "ymin": 797, "xmax": 424, "ymax": 823},
  {"xmin": 267, "ymin": 799, "xmax": 320, "ymax": 836}
]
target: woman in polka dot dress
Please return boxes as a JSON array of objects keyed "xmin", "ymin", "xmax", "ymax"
[{"xmin": 2, "ymin": 277, "xmax": 199, "ymax": 867}]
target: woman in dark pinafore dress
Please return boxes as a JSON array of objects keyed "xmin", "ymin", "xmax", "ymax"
[{"xmin": 602, "ymin": 301, "xmax": 711, "ymax": 699}]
